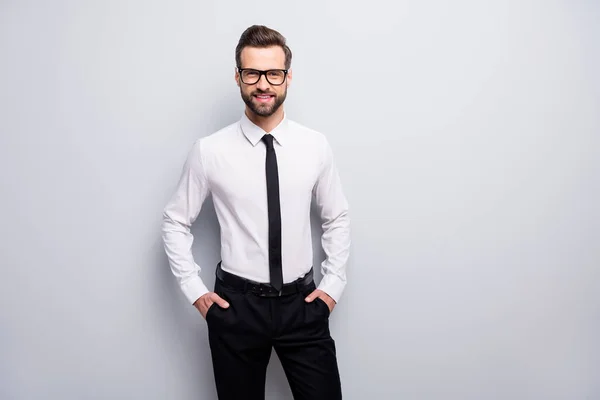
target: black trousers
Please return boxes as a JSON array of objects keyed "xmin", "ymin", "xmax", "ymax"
[{"xmin": 206, "ymin": 272, "xmax": 342, "ymax": 400}]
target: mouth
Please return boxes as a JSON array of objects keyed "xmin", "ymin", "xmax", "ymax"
[{"xmin": 253, "ymin": 94, "xmax": 275, "ymax": 103}]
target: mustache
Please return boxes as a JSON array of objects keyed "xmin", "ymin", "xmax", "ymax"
[{"xmin": 252, "ymin": 90, "xmax": 276, "ymax": 96}]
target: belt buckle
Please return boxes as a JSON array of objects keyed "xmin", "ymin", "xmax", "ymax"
[
  {"xmin": 256, "ymin": 284, "xmax": 282, "ymax": 297},
  {"xmin": 256, "ymin": 284, "xmax": 271, "ymax": 297}
]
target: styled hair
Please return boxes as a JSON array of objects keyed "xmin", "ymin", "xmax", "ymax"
[{"xmin": 235, "ymin": 25, "xmax": 292, "ymax": 69}]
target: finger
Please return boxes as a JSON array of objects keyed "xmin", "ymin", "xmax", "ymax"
[
  {"xmin": 210, "ymin": 293, "xmax": 230, "ymax": 308},
  {"xmin": 304, "ymin": 290, "xmax": 321, "ymax": 302}
]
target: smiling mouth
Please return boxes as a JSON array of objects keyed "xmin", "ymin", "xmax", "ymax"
[{"xmin": 254, "ymin": 94, "xmax": 275, "ymax": 103}]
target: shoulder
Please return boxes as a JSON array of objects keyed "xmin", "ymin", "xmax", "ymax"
[
  {"xmin": 287, "ymin": 119, "xmax": 336, "ymax": 173},
  {"xmin": 188, "ymin": 121, "xmax": 242, "ymax": 160},
  {"xmin": 287, "ymin": 119, "xmax": 330, "ymax": 149},
  {"xmin": 182, "ymin": 122, "xmax": 240, "ymax": 172}
]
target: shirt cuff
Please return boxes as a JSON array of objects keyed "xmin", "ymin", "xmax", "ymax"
[
  {"xmin": 317, "ymin": 272, "xmax": 346, "ymax": 303},
  {"xmin": 181, "ymin": 275, "xmax": 209, "ymax": 305}
]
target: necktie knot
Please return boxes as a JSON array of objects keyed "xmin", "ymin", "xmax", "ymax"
[{"xmin": 261, "ymin": 134, "xmax": 275, "ymax": 150}]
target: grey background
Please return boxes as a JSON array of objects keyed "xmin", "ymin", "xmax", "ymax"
[{"xmin": 1, "ymin": 0, "xmax": 599, "ymax": 399}]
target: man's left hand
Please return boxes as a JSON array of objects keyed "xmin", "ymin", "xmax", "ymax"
[{"xmin": 304, "ymin": 289, "xmax": 336, "ymax": 313}]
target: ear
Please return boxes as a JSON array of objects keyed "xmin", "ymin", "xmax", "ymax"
[
  {"xmin": 234, "ymin": 67, "xmax": 240, "ymax": 87},
  {"xmin": 286, "ymin": 68, "xmax": 292, "ymax": 88}
]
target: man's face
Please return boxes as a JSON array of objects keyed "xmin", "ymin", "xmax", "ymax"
[{"xmin": 236, "ymin": 46, "xmax": 291, "ymax": 118}]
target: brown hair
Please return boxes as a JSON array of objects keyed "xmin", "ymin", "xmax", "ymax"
[{"xmin": 235, "ymin": 25, "xmax": 292, "ymax": 69}]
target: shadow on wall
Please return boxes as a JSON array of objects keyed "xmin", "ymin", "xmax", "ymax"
[{"xmin": 149, "ymin": 196, "xmax": 220, "ymax": 399}]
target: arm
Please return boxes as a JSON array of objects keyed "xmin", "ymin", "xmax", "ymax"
[
  {"xmin": 161, "ymin": 139, "xmax": 211, "ymax": 305},
  {"xmin": 311, "ymin": 138, "xmax": 351, "ymax": 304}
]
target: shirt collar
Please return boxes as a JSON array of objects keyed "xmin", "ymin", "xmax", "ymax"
[{"xmin": 240, "ymin": 111, "xmax": 288, "ymax": 147}]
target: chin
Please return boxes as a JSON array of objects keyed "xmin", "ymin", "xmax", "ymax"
[
  {"xmin": 252, "ymin": 105, "xmax": 276, "ymax": 117},
  {"xmin": 255, "ymin": 110, "xmax": 275, "ymax": 117}
]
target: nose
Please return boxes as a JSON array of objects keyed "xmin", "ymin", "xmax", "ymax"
[{"xmin": 256, "ymin": 74, "xmax": 270, "ymax": 91}]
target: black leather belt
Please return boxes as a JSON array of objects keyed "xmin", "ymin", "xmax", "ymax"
[{"xmin": 215, "ymin": 262, "xmax": 313, "ymax": 297}]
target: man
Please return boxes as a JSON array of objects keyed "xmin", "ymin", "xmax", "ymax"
[{"xmin": 161, "ymin": 24, "xmax": 350, "ymax": 400}]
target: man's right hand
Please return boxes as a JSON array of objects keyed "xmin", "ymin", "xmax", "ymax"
[{"xmin": 194, "ymin": 292, "xmax": 230, "ymax": 320}]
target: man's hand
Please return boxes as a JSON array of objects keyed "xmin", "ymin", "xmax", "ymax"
[
  {"xmin": 194, "ymin": 292, "xmax": 229, "ymax": 320},
  {"xmin": 304, "ymin": 289, "xmax": 336, "ymax": 313}
]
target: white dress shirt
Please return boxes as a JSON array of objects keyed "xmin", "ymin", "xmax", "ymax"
[{"xmin": 161, "ymin": 112, "xmax": 350, "ymax": 304}]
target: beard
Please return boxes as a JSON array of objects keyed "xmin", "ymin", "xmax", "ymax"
[{"xmin": 241, "ymin": 88, "xmax": 287, "ymax": 117}]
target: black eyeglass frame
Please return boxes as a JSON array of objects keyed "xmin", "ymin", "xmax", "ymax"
[{"xmin": 237, "ymin": 68, "xmax": 289, "ymax": 86}]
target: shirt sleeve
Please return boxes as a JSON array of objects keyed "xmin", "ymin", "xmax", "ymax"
[
  {"xmin": 312, "ymin": 138, "xmax": 351, "ymax": 303},
  {"xmin": 161, "ymin": 139, "xmax": 211, "ymax": 305}
]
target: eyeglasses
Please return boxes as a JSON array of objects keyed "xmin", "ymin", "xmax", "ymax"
[{"xmin": 238, "ymin": 68, "xmax": 288, "ymax": 86}]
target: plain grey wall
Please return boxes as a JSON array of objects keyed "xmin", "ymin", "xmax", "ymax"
[{"xmin": 1, "ymin": 1, "xmax": 599, "ymax": 399}]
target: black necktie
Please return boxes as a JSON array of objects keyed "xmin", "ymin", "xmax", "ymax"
[{"xmin": 261, "ymin": 134, "xmax": 283, "ymax": 291}]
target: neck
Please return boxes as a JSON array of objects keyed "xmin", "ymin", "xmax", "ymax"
[{"xmin": 245, "ymin": 106, "xmax": 285, "ymax": 133}]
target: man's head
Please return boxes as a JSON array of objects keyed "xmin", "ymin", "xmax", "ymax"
[{"xmin": 235, "ymin": 25, "xmax": 292, "ymax": 118}]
